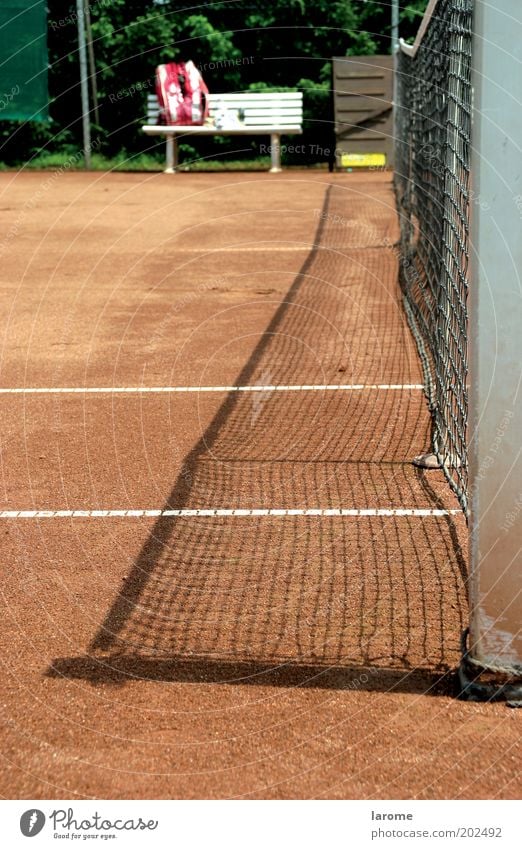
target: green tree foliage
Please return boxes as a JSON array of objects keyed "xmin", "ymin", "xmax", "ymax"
[{"xmin": 0, "ymin": 0, "xmax": 429, "ymax": 165}]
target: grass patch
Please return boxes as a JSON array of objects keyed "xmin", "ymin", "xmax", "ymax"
[
  {"xmin": 21, "ymin": 151, "xmax": 164, "ymax": 171},
  {"xmin": 181, "ymin": 157, "xmax": 272, "ymax": 171},
  {"xmin": 11, "ymin": 150, "xmax": 278, "ymax": 172}
]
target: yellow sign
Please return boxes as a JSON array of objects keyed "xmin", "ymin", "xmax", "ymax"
[{"xmin": 341, "ymin": 153, "xmax": 386, "ymax": 168}]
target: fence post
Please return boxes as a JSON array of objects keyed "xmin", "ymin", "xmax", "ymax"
[{"xmin": 76, "ymin": 0, "xmax": 91, "ymax": 169}]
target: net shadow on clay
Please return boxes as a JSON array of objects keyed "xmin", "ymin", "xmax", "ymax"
[{"xmin": 48, "ymin": 183, "xmax": 467, "ymax": 693}]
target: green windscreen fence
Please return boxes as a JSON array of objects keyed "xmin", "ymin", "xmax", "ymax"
[{"xmin": 0, "ymin": 0, "xmax": 49, "ymax": 122}]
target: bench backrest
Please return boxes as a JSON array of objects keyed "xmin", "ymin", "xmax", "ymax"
[{"xmin": 146, "ymin": 91, "xmax": 303, "ymax": 128}]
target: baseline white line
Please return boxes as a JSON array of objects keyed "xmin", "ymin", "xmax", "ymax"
[
  {"xmin": 170, "ymin": 246, "xmax": 378, "ymax": 253},
  {"xmin": 0, "ymin": 384, "xmax": 424, "ymax": 394},
  {"xmin": 174, "ymin": 246, "xmax": 312, "ymax": 252},
  {"xmin": 0, "ymin": 508, "xmax": 460, "ymax": 519}
]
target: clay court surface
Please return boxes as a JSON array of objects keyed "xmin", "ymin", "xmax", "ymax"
[{"xmin": 0, "ymin": 170, "xmax": 519, "ymax": 799}]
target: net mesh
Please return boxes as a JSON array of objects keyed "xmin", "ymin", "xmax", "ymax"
[
  {"xmin": 76, "ymin": 183, "xmax": 467, "ymax": 675},
  {"xmin": 394, "ymin": 0, "xmax": 473, "ymax": 514}
]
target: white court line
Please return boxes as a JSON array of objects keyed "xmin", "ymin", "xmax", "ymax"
[
  {"xmin": 175, "ymin": 246, "xmax": 312, "ymax": 252},
  {"xmin": 0, "ymin": 508, "xmax": 460, "ymax": 519},
  {"xmin": 172, "ymin": 246, "xmax": 375, "ymax": 253},
  {"xmin": 0, "ymin": 384, "xmax": 424, "ymax": 394}
]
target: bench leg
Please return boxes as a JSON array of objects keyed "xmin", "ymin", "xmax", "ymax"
[
  {"xmin": 165, "ymin": 135, "xmax": 178, "ymax": 173},
  {"xmin": 269, "ymin": 133, "xmax": 282, "ymax": 173}
]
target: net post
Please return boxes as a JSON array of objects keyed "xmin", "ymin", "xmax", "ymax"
[{"xmin": 460, "ymin": 0, "xmax": 522, "ymax": 699}]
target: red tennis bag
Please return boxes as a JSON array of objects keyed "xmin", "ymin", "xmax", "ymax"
[{"xmin": 155, "ymin": 61, "xmax": 209, "ymax": 125}]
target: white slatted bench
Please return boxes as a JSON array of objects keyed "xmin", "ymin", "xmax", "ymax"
[{"xmin": 143, "ymin": 91, "xmax": 303, "ymax": 173}]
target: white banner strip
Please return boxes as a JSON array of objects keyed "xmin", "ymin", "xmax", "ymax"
[
  {"xmin": 0, "ymin": 507, "xmax": 461, "ymax": 519},
  {"xmin": 0, "ymin": 384, "xmax": 424, "ymax": 394},
  {"xmin": 2, "ymin": 799, "xmax": 519, "ymax": 848}
]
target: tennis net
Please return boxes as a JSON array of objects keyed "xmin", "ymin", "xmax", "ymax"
[{"xmin": 394, "ymin": 0, "xmax": 473, "ymax": 514}]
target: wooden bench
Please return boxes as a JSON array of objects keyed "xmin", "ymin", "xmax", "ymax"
[{"xmin": 142, "ymin": 91, "xmax": 303, "ymax": 173}]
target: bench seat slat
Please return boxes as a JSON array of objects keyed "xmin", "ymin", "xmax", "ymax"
[
  {"xmin": 220, "ymin": 109, "xmax": 304, "ymax": 116},
  {"xmin": 241, "ymin": 121, "xmax": 303, "ymax": 127},
  {"xmin": 142, "ymin": 125, "xmax": 302, "ymax": 135},
  {"xmin": 146, "ymin": 112, "xmax": 302, "ymax": 123},
  {"xmin": 146, "ymin": 92, "xmax": 303, "ymax": 102}
]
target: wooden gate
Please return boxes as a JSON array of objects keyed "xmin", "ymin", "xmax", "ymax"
[{"xmin": 332, "ymin": 56, "xmax": 394, "ymax": 169}]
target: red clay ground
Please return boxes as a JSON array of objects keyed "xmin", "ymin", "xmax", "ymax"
[{"xmin": 0, "ymin": 170, "xmax": 519, "ymax": 800}]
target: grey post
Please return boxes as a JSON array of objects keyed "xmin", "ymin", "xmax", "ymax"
[
  {"xmin": 269, "ymin": 133, "xmax": 282, "ymax": 173},
  {"xmin": 465, "ymin": 1, "xmax": 522, "ymax": 679},
  {"xmin": 391, "ymin": 0, "xmax": 400, "ymax": 173},
  {"xmin": 165, "ymin": 135, "xmax": 178, "ymax": 173},
  {"xmin": 76, "ymin": 0, "xmax": 91, "ymax": 169},
  {"xmin": 391, "ymin": 0, "xmax": 400, "ymax": 54}
]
